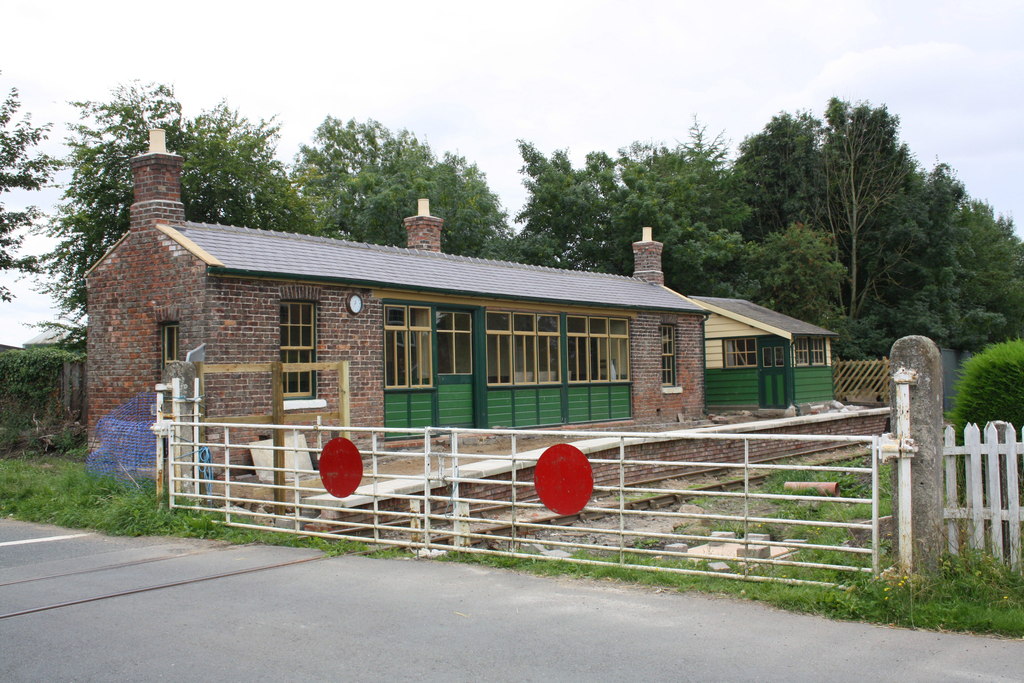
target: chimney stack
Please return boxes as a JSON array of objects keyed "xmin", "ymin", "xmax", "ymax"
[
  {"xmin": 632, "ymin": 226, "xmax": 664, "ymax": 285},
  {"xmin": 404, "ymin": 198, "xmax": 444, "ymax": 252},
  {"xmin": 129, "ymin": 128, "xmax": 185, "ymax": 232}
]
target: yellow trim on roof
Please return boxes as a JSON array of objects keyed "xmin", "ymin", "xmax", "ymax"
[
  {"xmin": 154, "ymin": 224, "xmax": 224, "ymax": 267},
  {"xmin": 678, "ymin": 295, "xmax": 792, "ymax": 340}
]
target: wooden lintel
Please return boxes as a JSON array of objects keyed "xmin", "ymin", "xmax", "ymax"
[
  {"xmin": 203, "ymin": 363, "xmax": 274, "ymax": 374},
  {"xmin": 211, "ymin": 415, "xmax": 275, "ymax": 425}
]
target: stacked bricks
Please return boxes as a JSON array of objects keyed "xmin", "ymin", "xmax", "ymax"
[
  {"xmin": 87, "ymin": 146, "xmax": 200, "ymax": 441},
  {"xmin": 404, "ymin": 215, "xmax": 444, "ymax": 252},
  {"xmin": 629, "ymin": 312, "xmax": 705, "ymax": 423},
  {"xmin": 632, "ymin": 228, "xmax": 664, "ymax": 286}
]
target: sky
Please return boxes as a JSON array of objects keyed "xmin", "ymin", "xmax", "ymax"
[{"xmin": 2, "ymin": 0, "xmax": 1022, "ymax": 347}]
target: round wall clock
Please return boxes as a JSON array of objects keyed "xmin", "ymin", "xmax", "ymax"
[{"xmin": 346, "ymin": 293, "xmax": 364, "ymax": 315}]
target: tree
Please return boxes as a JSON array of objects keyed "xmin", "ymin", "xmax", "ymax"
[
  {"xmin": 0, "ymin": 79, "xmax": 56, "ymax": 302},
  {"xmin": 294, "ymin": 117, "xmax": 511, "ymax": 258},
  {"xmin": 733, "ymin": 111, "xmax": 824, "ymax": 241},
  {"xmin": 746, "ymin": 222, "xmax": 844, "ymax": 327},
  {"xmin": 514, "ymin": 122, "xmax": 750, "ymax": 295},
  {"xmin": 821, "ymin": 98, "xmax": 915, "ymax": 320},
  {"xmin": 41, "ymin": 82, "xmax": 312, "ymax": 322}
]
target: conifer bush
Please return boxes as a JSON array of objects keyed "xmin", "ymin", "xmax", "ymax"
[{"xmin": 948, "ymin": 339, "xmax": 1024, "ymax": 433}]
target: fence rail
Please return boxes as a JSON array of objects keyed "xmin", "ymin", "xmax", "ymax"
[
  {"xmin": 833, "ymin": 358, "xmax": 890, "ymax": 404},
  {"xmin": 157, "ymin": 391, "xmax": 883, "ymax": 587},
  {"xmin": 944, "ymin": 423, "xmax": 1023, "ymax": 570}
]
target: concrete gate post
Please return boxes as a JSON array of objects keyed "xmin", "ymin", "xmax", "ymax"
[{"xmin": 889, "ymin": 336, "xmax": 945, "ymax": 572}]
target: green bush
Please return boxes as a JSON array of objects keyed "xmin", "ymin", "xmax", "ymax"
[
  {"xmin": 948, "ymin": 339, "xmax": 1024, "ymax": 433},
  {"xmin": 0, "ymin": 346, "xmax": 86, "ymax": 456}
]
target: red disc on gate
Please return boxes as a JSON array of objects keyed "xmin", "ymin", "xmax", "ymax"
[
  {"xmin": 319, "ymin": 437, "xmax": 363, "ymax": 499},
  {"xmin": 534, "ymin": 444, "xmax": 593, "ymax": 515}
]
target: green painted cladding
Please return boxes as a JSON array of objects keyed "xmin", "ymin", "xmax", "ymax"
[
  {"xmin": 706, "ymin": 368, "xmax": 759, "ymax": 406},
  {"xmin": 437, "ymin": 384, "xmax": 474, "ymax": 427},
  {"xmin": 793, "ymin": 366, "xmax": 835, "ymax": 403},
  {"xmin": 384, "ymin": 391, "xmax": 434, "ymax": 429},
  {"xmin": 567, "ymin": 384, "xmax": 630, "ymax": 423},
  {"xmin": 486, "ymin": 387, "xmax": 564, "ymax": 428}
]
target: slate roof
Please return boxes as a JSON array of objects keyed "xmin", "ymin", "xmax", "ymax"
[
  {"xmin": 689, "ymin": 296, "xmax": 837, "ymax": 337},
  {"xmin": 175, "ymin": 222, "xmax": 703, "ymax": 314}
]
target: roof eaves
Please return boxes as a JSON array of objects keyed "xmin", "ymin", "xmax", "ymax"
[{"xmin": 206, "ymin": 265, "xmax": 699, "ymax": 314}]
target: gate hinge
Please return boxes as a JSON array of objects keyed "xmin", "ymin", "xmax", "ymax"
[{"xmin": 879, "ymin": 432, "xmax": 917, "ymax": 462}]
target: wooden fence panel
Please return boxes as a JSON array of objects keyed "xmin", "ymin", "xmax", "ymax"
[
  {"xmin": 832, "ymin": 358, "xmax": 890, "ymax": 404},
  {"xmin": 943, "ymin": 423, "xmax": 1024, "ymax": 569}
]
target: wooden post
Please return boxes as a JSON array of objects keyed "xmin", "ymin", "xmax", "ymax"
[
  {"xmin": 337, "ymin": 361, "xmax": 350, "ymax": 438},
  {"xmin": 272, "ymin": 361, "xmax": 286, "ymax": 511}
]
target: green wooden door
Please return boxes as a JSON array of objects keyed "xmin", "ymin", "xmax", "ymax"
[
  {"xmin": 757, "ymin": 337, "xmax": 790, "ymax": 409},
  {"xmin": 436, "ymin": 309, "xmax": 475, "ymax": 427}
]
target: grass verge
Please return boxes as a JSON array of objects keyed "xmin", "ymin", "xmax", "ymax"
[{"xmin": 0, "ymin": 458, "xmax": 364, "ymax": 556}]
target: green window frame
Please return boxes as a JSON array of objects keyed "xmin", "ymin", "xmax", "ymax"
[
  {"xmin": 660, "ymin": 324, "xmax": 676, "ymax": 386},
  {"xmin": 161, "ymin": 323, "xmax": 179, "ymax": 368},
  {"xmin": 724, "ymin": 337, "xmax": 757, "ymax": 368},
  {"xmin": 385, "ymin": 305, "xmax": 432, "ymax": 388},
  {"xmin": 281, "ymin": 301, "xmax": 315, "ymax": 398},
  {"xmin": 486, "ymin": 311, "xmax": 560, "ymax": 386},
  {"xmin": 567, "ymin": 315, "xmax": 629, "ymax": 383}
]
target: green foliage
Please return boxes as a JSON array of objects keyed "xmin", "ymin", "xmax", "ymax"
[
  {"xmin": 40, "ymin": 82, "xmax": 314, "ymax": 323},
  {"xmin": 0, "ymin": 346, "xmax": 85, "ymax": 456},
  {"xmin": 746, "ymin": 222, "xmax": 844, "ymax": 327},
  {"xmin": 514, "ymin": 121, "xmax": 750, "ymax": 296},
  {"xmin": 948, "ymin": 339, "xmax": 1024, "ymax": 432},
  {"xmin": 294, "ymin": 117, "xmax": 512, "ymax": 258},
  {"xmin": 0, "ymin": 74, "xmax": 58, "ymax": 301},
  {"xmin": 0, "ymin": 346, "xmax": 83, "ymax": 409},
  {"xmin": 734, "ymin": 110, "xmax": 824, "ymax": 241}
]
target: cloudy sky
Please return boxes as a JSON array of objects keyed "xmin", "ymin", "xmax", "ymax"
[{"xmin": 2, "ymin": 0, "xmax": 1022, "ymax": 346}]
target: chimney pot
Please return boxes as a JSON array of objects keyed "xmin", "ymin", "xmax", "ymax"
[
  {"xmin": 642, "ymin": 226, "xmax": 653, "ymax": 242},
  {"xmin": 149, "ymin": 129, "xmax": 167, "ymax": 154},
  {"xmin": 417, "ymin": 198, "xmax": 430, "ymax": 216}
]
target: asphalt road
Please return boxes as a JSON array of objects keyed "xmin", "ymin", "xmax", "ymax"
[{"xmin": 2, "ymin": 518, "xmax": 1022, "ymax": 682}]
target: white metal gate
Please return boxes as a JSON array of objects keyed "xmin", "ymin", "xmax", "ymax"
[{"xmin": 155, "ymin": 391, "xmax": 884, "ymax": 588}]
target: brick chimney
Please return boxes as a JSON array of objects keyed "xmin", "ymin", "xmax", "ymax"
[
  {"xmin": 632, "ymin": 226, "xmax": 664, "ymax": 285},
  {"xmin": 404, "ymin": 198, "xmax": 444, "ymax": 252},
  {"xmin": 129, "ymin": 129, "xmax": 185, "ymax": 232}
]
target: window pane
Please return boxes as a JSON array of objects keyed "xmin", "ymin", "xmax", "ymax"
[
  {"xmin": 513, "ymin": 313, "xmax": 535, "ymax": 332},
  {"xmin": 567, "ymin": 316, "xmax": 587, "ymax": 334},
  {"xmin": 437, "ymin": 330, "xmax": 454, "ymax": 374},
  {"xmin": 487, "ymin": 312, "xmax": 510, "ymax": 331},
  {"xmin": 589, "ymin": 317, "xmax": 607, "ymax": 335},
  {"xmin": 410, "ymin": 307, "xmax": 431, "ymax": 329},
  {"xmin": 454, "ymin": 312, "xmax": 472, "ymax": 331},
  {"xmin": 455, "ymin": 333, "xmax": 472, "ymax": 374},
  {"xmin": 386, "ymin": 306, "xmax": 405, "ymax": 327},
  {"xmin": 538, "ymin": 315, "xmax": 559, "ymax": 333},
  {"xmin": 610, "ymin": 319, "xmax": 627, "ymax": 336},
  {"xmin": 436, "ymin": 311, "xmax": 454, "ymax": 331}
]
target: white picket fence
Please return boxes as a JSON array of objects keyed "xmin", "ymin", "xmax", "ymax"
[{"xmin": 943, "ymin": 423, "xmax": 1023, "ymax": 570}]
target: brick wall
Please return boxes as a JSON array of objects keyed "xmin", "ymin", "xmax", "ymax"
[
  {"xmin": 201, "ymin": 278, "xmax": 384, "ymax": 427},
  {"xmin": 629, "ymin": 312, "xmax": 704, "ymax": 423},
  {"xmin": 86, "ymin": 225, "xmax": 208, "ymax": 439}
]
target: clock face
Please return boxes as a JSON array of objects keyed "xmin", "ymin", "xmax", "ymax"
[{"xmin": 347, "ymin": 294, "xmax": 364, "ymax": 315}]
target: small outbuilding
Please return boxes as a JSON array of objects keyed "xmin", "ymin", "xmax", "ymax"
[
  {"xmin": 684, "ymin": 296, "xmax": 837, "ymax": 410},
  {"xmin": 86, "ymin": 132, "xmax": 708, "ymax": 438}
]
